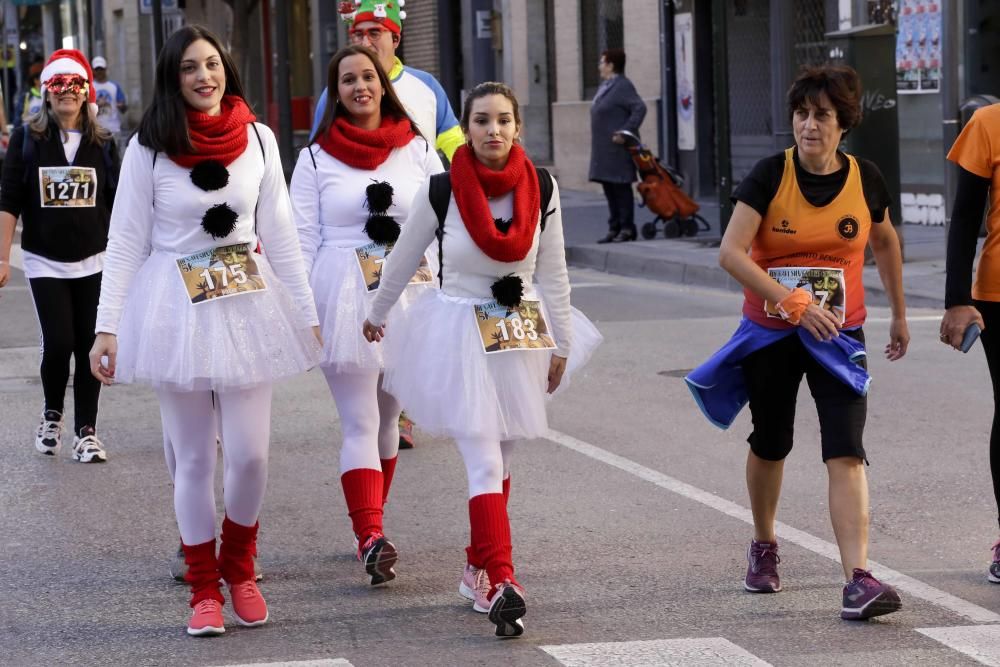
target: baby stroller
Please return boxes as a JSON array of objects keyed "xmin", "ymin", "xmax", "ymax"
[{"xmin": 618, "ymin": 130, "xmax": 710, "ymax": 239}]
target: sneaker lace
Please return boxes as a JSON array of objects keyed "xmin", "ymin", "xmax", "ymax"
[
  {"xmin": 851, "ymin": 569, "xmax": 880, "ymax": 590},
  {"xmin": 750, "ymin": 544, "xmax": 780, "ymax": 574},
  {"xmin": 231, "ymin": 580, "xmax": 259, "ymax": 600},
  {"xmin": 194, "ymin": 598, "xmax": 221, "ymax": 614},
  {"xmin": 474, "ymin": 568, "xmax": 491, "ymax": 597},
  {"xmin": 38, "ymin": 419, "xmax": 61, "ymax": 440},
  {"xmin": 75, "ymin": 434, "xmax": 105, "ymax": 453}
]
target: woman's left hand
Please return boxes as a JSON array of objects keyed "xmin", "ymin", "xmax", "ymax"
[
  {"xmin": 611, "ymin": 132, "xmax": 625, "ymax": 145},
  {"xmin": 312, "ymin": 325, "xmax": 323, "ymax": 346},
  {"xmin": 363, "ymin": 319, "xmax": 385, "ymax": 343},
  {"xmin": 547, "ymin": 354, "xmax": 568, "ymax": 394},
  {"xmin": 884, "ymin": 316, "xmax": 909, "ymax": 361}
]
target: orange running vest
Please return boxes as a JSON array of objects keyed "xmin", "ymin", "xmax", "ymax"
[{"xmin": 742, "ymin": 148, "xmax": 872, "ymax": 329}]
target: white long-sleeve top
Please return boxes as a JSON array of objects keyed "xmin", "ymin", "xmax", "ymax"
[
  {"xmin": 290, "ymin": 137, "xmax": 443, "ymax": 273},
  {"xmin": 96, "ymin": 124, "xmax": 319, "ymax": 334},
  {"xmin": 369, "ymin": 178, "xmax": 573, "ymax": 354}
]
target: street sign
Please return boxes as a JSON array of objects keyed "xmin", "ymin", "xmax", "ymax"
[{"xmin": 139, "ymin": 0, "xmax": 179, "ymax": 15}]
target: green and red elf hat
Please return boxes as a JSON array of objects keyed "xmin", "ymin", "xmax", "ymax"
[{"xmin": 338, "ymin": 0, "xmax": 407, "ymax": 34}]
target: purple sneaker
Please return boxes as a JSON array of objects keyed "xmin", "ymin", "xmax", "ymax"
[
  {"xmin": 989, "ymin": 540, "xmax": 1000, "ymax": 584},
  {"xmin": 841, "ymin": 569, "xmax": 902, "ymax": 620},
  {"xmin": 744, "ymin": 539, "xmax": 781, "ymax": 593}
]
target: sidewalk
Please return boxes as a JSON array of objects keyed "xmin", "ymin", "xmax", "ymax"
[{"xmin": 561, "ymin": 187, "xmax": 949, "ymax": 309}]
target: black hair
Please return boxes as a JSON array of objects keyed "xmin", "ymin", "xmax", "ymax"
[
  {"xmin": 137, "ymin": 24, "xmax": 249, "ymax": 155},
  {"xmin": 602, "ymin": 49, "xmax": 626, "ymax": 75}
]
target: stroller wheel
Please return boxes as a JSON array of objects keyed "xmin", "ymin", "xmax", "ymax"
[
  {"xmin": 641, "ymin": 222, "xmax": 658, "ymax": 240},
  {"xmin": 682, "ymin": 218, "xmax": 699, "ymax": 237},
  {"xmin": 663, "ymin": 219, "xmax": 681, "ymax": 239}
]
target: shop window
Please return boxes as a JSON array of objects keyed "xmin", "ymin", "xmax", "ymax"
[{"xmin": 580, "ymin": 0, "xmax": 623, "ymax": 99}]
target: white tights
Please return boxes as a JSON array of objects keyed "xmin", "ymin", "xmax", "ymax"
[
  {"xmin": 156, "ymin": 385, "xmax": 273, "ymax": 546},
  {"xmin": 455, "ymin": 436, "xmax": 516, "ymax": 497},
  {"xmin": 321, "ymin": 368, "xmax": 401, "ymax": 473}
]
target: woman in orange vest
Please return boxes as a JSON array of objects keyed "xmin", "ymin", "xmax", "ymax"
[
  {"xmin": 941, "ymin": 101, "xmax": 1000, "ymax": 582},
  {"xmin": 705, "ymin": 65, "xmax": 909, "ymax": 620}
]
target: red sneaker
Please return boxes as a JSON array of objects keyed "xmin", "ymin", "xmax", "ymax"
[
  {"xmin": 187, "ymin": 599, "xmax": 225, "ymax": 637},
  {"xmin": 228, "ymin": 580, "xmax": 269, "ymax": 627}
]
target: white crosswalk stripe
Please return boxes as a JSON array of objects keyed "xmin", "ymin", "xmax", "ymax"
[
  {"xmin": 208, "ymin": 660, "xmax": 354, "ymax": 667},
  {"xmin": 541, "ymin": 638, "xmax": 773, "ymax": 666},
  {"xmin": 917, "ymin": 626, "xmax": 1000, "ymax": 666}
]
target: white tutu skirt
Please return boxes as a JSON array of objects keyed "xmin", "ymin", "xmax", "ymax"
[
  {"xmin": 114, "ymin": 250, "xmax": 322, "ymax": 392},
  {"xmin": 311, "ymin": 245, "xmax": 426, "ymax": 374},
  {"xmin": 381, "ymin": 290, "xmax": 603, "ymax": 441}
]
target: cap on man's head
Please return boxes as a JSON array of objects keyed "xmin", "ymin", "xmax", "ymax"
[
  {"xmin": 339, "ymin": 0, "xmax": 407, "ymax": 34},
  {"xmin": 91, "ymin": 56, "xmax": 107, "ymax": 69}
]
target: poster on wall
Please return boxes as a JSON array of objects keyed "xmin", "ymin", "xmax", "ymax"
[
  {"xmin": 896, "ymin": 0, "xmax": 941, "ymax": 93},
  {"xmin": 674, "ymin": 12, "xmax": 696, "ymax": 150}
]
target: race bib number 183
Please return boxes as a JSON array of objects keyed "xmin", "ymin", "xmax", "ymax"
[{"xmin": 473, "ymin": 299, "xmax": 557, "ymax": 354}]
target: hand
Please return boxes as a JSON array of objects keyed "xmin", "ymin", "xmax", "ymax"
[
  {"xmin": 312, "ymin": 325, "xmax": 323, "ymax": 346},
  {"xmin": 0, "ymin": 261, "xmax": 9, "ymax": 289},
  {"xmin": 885, "ymin": 316, "xmax": 909, "ymax": 361},
  {"xmin": 797, "ymin": 304, "xmax": 841, "ymax": 341},
  {"xmin": 940, "ymin": 305, "xmax": 985, "ymax": 350},
  {"xmin": 89, "ymin": 332, "xmax": 118, "ymax": 385},
  {"xmin": 362, "ymin": 319, "xmax": 385, "ymax": 343},
  {"xmin": 611, "ymin": 133, "xmax": 625, "ymax": 145},
  {"xmin": 547, "ymin": 354, "xmax": 568, "ymax": 394}
]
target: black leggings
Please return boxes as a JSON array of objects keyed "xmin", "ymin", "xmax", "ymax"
[
  {"xmin": 976, "ymin": 300, "xmax": 1000, "ymax": 529},
  {"xmin": 28, "ymin": 273, "xmax": 102, "ymax": 434}
]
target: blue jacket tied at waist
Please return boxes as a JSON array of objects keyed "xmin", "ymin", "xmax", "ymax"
[{"xmin": 685, "ymin": 318, "xmax": 871, "ymax": 430}]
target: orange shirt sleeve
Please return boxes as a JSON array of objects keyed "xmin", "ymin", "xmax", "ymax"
[{"xmin": 947, "ymin": 108, "xmax": 997, "ymax": 179}]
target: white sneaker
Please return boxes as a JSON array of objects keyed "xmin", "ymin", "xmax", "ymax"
[
  {"xmin": 35, "ymin": 410, "xmax": 63, "ymax": 456},
  {"xmin": 72, "ymin": 427, "xmax": 108, "ymax": 463},
  {"xmin": 459, "ymin": 564, "xmax": 491, "ymax": 613}
]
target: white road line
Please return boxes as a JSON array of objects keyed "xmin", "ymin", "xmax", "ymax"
[
  {"xmin": 9, "ymin": 242, "xmax": 23, "ymax": 270},
  {"xmin": 541, "ymin": 638, "xmax": 772, "ymax": 667},
  {"xmin": 867, "ymin": 315, "xmax": 942, "ymax": 322},
  {"xmin": 568, "ymin": 281, "xmax": 614, "ymax": 289},
  {"xmin": 208, "ymin": 660, "xmax": 353, "ymax": 667},
  {"xmin": 917, "ymin": 626, "xmax": 1000, "ymax": 665},
  {"xmin": 545, "ymin": 429, "xmax": 1000, "ymax": 624}
]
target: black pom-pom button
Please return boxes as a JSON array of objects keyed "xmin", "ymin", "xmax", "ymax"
[
  {"xmin": 494, "ymin": 217, "xmax": 513, "ymax": 234},
  {"xmin": 364, "ymin": 214, "xmax": 401, "ymax": 245},
  {"xmin": 201, "ymin": 203, "xmax": 239, "ymax": 239},
  {"xmin": 365, "ymin": 181, "xmax": 395, "ymax": 215},
  {"xmin": 491, "ymin": 274, "xmax": 524, "ymax": 308},
  {"xmin": 190, "ymin": 160, "xmax": 230, "ymax": 191}
]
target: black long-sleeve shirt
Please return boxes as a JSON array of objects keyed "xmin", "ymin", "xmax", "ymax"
[{"xmin": 945, "ymin": 167, "xmax": 992, "ymax": 308}]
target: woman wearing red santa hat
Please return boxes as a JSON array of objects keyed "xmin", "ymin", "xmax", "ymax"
[{"xmin": 0, "ymin": 48, "xmax": 119, "ymax": 462}]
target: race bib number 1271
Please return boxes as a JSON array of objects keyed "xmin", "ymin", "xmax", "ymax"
[{"xmin": 39, "ymin": 166, "xmax": 97, "ymax": 208}]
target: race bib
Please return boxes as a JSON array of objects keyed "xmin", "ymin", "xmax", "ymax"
[
  {"xmin": 355, "ymin": 241, "xmax": 434, "ymax": 292},
  {"xmin": 765, "ymin": 267, "xmax": 846, "ymax": 325},
  {"xmin": 39, "ymin": 166, "xmax": 97, "ymax": 208},
  {"xmin": 176, "ymin": 243, "xmax": 267, "ymax": 305},
  {"xmin": 474, "ymin": 299, "xmax": 557, "ymax": 354}
]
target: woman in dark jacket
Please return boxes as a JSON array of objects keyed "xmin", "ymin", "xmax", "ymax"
[
  {"xmin": 0, "ymin": 49, "xmax": 118, "ymax": 462},
  {"xmin": 588, "ymin": 48, "xmax": 646, "ymax": 243}
]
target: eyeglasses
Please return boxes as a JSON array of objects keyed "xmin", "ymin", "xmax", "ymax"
[
  {"xmin": 349, "ymin": 27, "xmax": 388, "ymax": 43},
  {"xmin": 45, "ymin": 74, "xmax": 88, "ymax": 96}
]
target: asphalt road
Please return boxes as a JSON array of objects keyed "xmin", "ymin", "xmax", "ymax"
[{"xmin": 2, "ymin": 264, "xmax": 999, "ymax": 666}]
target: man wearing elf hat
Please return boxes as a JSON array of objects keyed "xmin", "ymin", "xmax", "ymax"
[{"xmin": 312, "ymin": 0, "xmax": 464, "ymax": 163}]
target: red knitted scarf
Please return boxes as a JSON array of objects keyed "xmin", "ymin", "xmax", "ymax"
[
  {"xmin": 171, "ymin": 96, "xmax": 257, "ymax": 168},
  {"xmin": 317, "ymin": 115, "xmax": 415, "ymax": 170},
  {"xmin": 450, "ymin": 143, "xmax": 540, "ymax": 263}
]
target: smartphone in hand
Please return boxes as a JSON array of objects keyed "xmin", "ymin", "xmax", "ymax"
[{"xmin": 962, "ymin": 323, "xmax": 982, "ymax": 353}]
